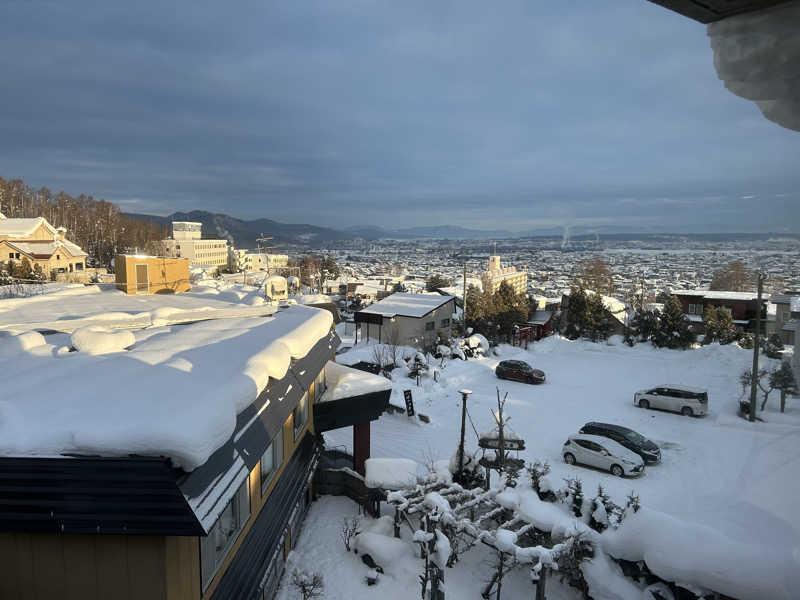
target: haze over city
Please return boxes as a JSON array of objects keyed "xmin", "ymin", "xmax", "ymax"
[{"xmin": 2, "ymin": 0, "xmax": 799, "ymax": 232}]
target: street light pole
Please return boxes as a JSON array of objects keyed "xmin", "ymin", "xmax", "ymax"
[
  {"xmin": 749, "ymin": 272, "xmax": 767, "ymax": 422},
  {"xmin": 456, "ymin": 389, "xmax": 472, "ymax": 480}
]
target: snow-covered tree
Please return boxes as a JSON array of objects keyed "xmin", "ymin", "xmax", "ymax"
[
  {"xmin": 763, "ymin": 334, "xmax": 784, "ymax": 359},
  {"xmin": 770, "ymin": 362, "xmax": 798, "ymax": 413},
  {"xmin": 653, "ymin": 296, "xmax": 695, "ymax": 349}
]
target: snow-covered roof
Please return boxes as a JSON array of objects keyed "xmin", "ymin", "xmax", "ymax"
[
  {"xmin": 0, "ymin": 304, "xmax": 333, "ymax": 470},
  {"xmin": 320, "ymin": 360, "xmax": 392, "ymax": 402},
  {"xmin": 0, "ymin": 216, "xmax": 56, "ymax": 238},
  {"xmin": 2, "ymin": 239, "xmax": 87, "ymax": 258},
  {"xmin": 359, "ymin": 292, "xmax": 455, "ymax": 318},
  {"xmin": 673, "ymin": 290, "xmax": 766, "ymax": 301}
]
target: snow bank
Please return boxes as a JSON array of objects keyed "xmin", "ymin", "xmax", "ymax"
[
  {"xmin": 354, "ymin": 532, "xmax": 413, "ymax": 572},
  {"xmin": 0, "ymin": 305, "xmax": 334, "ymax": 470},
  {"xmin": 0, "ymin": 331, "xmax": 47, "ymax": 358},
  {"xmin": 581, "ymin": 550, "xmax": 642, "ymax": 600},
  {"xmin": 71, "ymin": 326, "xmax": 135, "ymax": 355},
  {"xmin": 294, "ymin": 293, "xmax": 332, "ymax": 305},
  {"xmin": 364, "ymin": 458, "xmax": 425, "ymax": 489},
  {"xmin": 601, "ymin": 507, "xmax": 799, "ymax": 600},
  {"xmin": 322, "ymin": 361, "xmax": 392, "ymax": 401}
]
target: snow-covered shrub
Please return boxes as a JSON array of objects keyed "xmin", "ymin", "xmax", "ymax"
[
  {"xmin": 527, "ymin": 460, "xmax": 557, "ymax": 502},
  {"xmin": 763, "ymin": 333, "xmax": 784, "ymax": 359}
]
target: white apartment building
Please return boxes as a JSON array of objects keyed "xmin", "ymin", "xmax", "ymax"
[
  {"xmin": 482, "ymin": 255, "xmax": 528, "ymax": 294},
  {"xmin": 161, "ymin": 222, "xmax": 229, "ymax": 269},
  {"xmin": 229, "ymin": 248, "xmax": 289, "ymax": 272}
]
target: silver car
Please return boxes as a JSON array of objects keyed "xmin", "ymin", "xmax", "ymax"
[
  {"xmin": 634, "ymin": 384, "xmax": 708, "ymax": 417},
  {"xmin": 562, "ymin": 433, "xmax": 645, "ymax": 477}
]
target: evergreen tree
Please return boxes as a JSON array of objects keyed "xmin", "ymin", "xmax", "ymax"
[
  {"xmin": 630, "ymin": 308, "xmax": 659, "ymax": 343},
  {"xmin": 391, "ymin": 281, "xmax": 407, "ymax": 293},
  {"xmin": 653, "ymin": 295, "xmax": 696, "ymax": 349},
  {"xmin": 12, "ymin": 257, "xmax": 32, "ymax": 279},
  {"xmin": 584, "ymin": 292, "xmax": 614, "ymax": 342},
  {"xmin": 715, "ymin": 307, "xmax": 738, "ymax": 345},
  {"xmin": 425, "ymin": 274, "xmax": 452, "ymax": 292},
  {"xmin": 564, "ymin": 286, "xmax": 587, "ymax": 340},
  {"xmin": 494, "ymin": 281, "xmax": 528, "ymax": 341},
  {"xmin": 770, "ymin": 362, "xmax": 797, "ymax": 413},
  {"xmin": 702, "ymin": 304, "xmax": 719, "ymax": 345}
]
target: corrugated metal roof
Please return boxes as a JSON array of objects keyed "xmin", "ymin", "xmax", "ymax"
[{"xmin": 0, "ymin": 455, "xmax": 203, "ymax": 535}]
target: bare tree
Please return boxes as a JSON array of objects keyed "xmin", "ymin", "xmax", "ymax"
[
  {"xmin": 340, "ymin": 516, "xmax": 361, "ymax": 552},
  {"xmin": 290, "ymin": 569, "xmax": 324, "ymax": 600},
  {"xmin": 574, "ymin": 257, "xmax": 614, "ymax": 294},
  {"xmin": 710, "ymin": 261, "xmax": 753, "ymax": 292}
]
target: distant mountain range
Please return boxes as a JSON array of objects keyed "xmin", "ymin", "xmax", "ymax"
[{"xmin": 125, "ymin": 210, "xmax": 800, "ymax": 248}]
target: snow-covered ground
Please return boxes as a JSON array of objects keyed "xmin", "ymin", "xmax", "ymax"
[
  {"xmin": 0, "ymin": 278, "xmax": 269, "ymax": 328},
  {"xmin": 305, "ymin": 334, "xmax": 800, "ymax": 599}
]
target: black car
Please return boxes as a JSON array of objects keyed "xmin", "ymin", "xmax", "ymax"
[
  {"xmin": 495, "ymin": 360, "xmax": 545, "ymax": 384},
  {"xmin": 579, "ymin": 422, "xmax": 660, "ymax": 464}
]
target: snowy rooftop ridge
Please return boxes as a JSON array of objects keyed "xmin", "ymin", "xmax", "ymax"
[
  {"xmin": 0, "ymin": 304, "xmax": 333, "ymax": 470},
  {"xmin": 359, "ymin": 292, "xmax": 455, "ymax": 318},
  {"xmin": 672, "ymin": 289, "xmax": 767, "ymax": 301}
]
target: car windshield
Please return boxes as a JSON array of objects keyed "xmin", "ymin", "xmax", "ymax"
[{"xmin": 623, "ymin": 430, "xmax": 646, "ymax": 443}]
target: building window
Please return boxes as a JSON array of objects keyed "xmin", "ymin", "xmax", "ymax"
[
  {"xmin": 56, "ymin": 254, "xmax": 60, "ymax": 260},
  {"xmin": 260, "ymin": 429, "xmax": 284, "ymax": 494},
  {"xmin": 688, "ymin": 304, "xmax": 695, "ymax": 314},
  {"xmin": 425, "ymin": 321, "xmax": 435, "ymax": 331},
  {"xmin": 7, "ymin": 253, "xmax": 12, "ymax": 259},
  {"xmin": 200, "ymin": 479, "xmax": 251, "ymax": 590},
  {"xmin": 440, "ymin": 318, "xmax": 451, "ymax": 328},
  {"xmin": 75, "ymin": 263, "xmax": 83, "ymax": 271},
  {"xmin": 293, "ymin": 392, "xmax": 308, "ymax": 440}
]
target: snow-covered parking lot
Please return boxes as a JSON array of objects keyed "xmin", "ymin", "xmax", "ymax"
[{"xmin": 310, "ymin": 335, "xmax": 800, "ymax": 598}]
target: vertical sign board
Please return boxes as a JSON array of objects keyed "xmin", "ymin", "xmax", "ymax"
[{"xmin": 403, "ymin": 389, "xmax": 415, "ymax": 416}]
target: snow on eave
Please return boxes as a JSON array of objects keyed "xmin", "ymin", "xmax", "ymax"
[
  {"xmin": 320, "ymin": 360, "xmax": 392, "ymax": 402},
  {"xmin": 359, "ymin": 293, "xmax": 455, "ymax": 318},
  {"xmin": 0, "ymin": 305, "xmax": 334, "ymax": 470}
]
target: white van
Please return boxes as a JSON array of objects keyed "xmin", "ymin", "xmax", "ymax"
[
  {"xmin": 634, "ymin": 385, "xmax": 708, "ymax": 417},
  {"xmin": 562, "ymin": 434, "xmax": 645, "ymax": 477}
]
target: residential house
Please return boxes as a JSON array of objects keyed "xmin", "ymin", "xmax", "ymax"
[
  {"xmin": 771, "ymin": 294, "xmax": 799, "ymax": 345},
  {"xmin": 354, "ymin": 292, "xmax": 456, "ymax": 349},
  {"xmin": 0, "ymin": 305, "xmax": 390, "ymax": 600},
  {"xmin": 672, "ymin": 290, "xmax": 766, "ymax": 333},
  {"xmin": 0, "ymin": 212, "xmax": 88, "ymax": 278}
]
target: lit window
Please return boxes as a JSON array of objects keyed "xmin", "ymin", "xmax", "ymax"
[
  {"xmin": 260, "ymin": 429, "xmax": 284, "ymax": 493},
  {"xmin": 293, "ymin": 392, "xmax": 308, "ymax": 440},
  {"xmin": 200, "ymin": 479, "xmax": 250, "ymax": 590}
]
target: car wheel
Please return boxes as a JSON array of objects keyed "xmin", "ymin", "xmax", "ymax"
[
  {"xmin": 638, "ymin": 399, "xmax": 650, "ymax": 409},
  {"xmin": 564, "ymin": 453, "xmax": 576, "ymax": 465},
  {"xmin": 610, "ymin": 464, "xmax": 624, "ymax": 477},
  {"xmin": 681, "ymin": 406, "xmax": 693, "ymax": 417}
]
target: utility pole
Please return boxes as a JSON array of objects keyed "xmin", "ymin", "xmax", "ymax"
[
  {"xmin": 749, "ymin": 272, "xmax": 767, "ymax": 422},
  {"xmin": 456, "ymin": 389, "xmax": 472, "ymax": 480},
  {"xmin": 462, "ymin": 262, "xmax": 468, "ymax": 329}
]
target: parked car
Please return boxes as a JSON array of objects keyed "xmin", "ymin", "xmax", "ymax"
[
  {"xmin": 634, "ymin": 385, "xmax": 708, "ymax": 417},
  {"xmin": 579, "ymin": 422, "xmax": 661, "ymax": 464},
  {"xmin": 562, "ymin": 434, "xmax": 644, "ymax": 477},
  {"xmin": 495, "ymin": 360, "xmax": 545, "ymax": 384}
]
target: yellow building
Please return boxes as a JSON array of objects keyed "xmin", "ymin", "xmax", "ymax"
[
  {"xmin": 115, "ymin": 255, "xmax": 191, "ymax": 294},
  {"xmin": 0, "ymin": 213, "xmax": 88, "ymax": 277},
  {"xmin": 482, "ymin": 255, "xmax": 528, "ymax": 294}
]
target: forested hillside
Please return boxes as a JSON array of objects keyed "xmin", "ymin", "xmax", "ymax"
[{"xmin": 0, "ymin": 176, "xmax": 166, "ymax": 267}]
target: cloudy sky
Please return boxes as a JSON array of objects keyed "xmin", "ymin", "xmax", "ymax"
[{"xmin": 2, "ymin": 0, "xmax": 798, "ymax": 233}]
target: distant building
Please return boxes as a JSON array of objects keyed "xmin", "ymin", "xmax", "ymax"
[
  {"xmin": 482, "ymin": 255, "xmax": 527, "ymax": 295},
  {"xmin": 115, "ymin": 255, "xmax": 191, "ymax": 295},
  {"xmin": 230, "ymin": 249, "xmax": 289, "ymax": 273},
  {"xmin": 0, "ymin": 212, "xmax": 88, "ymax": 278},
  {"xmin": 161, "ymin": 221, "xmax": 229, "ymax": 270},
  {"xmin": 355, "ymin": 292, "xmax": 456, "ymax": 349}
]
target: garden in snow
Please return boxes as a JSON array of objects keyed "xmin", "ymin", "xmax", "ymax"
[{"xmin": 283, "ymin": 329, "xmax": 799, "ymax": 600}]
